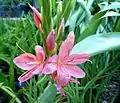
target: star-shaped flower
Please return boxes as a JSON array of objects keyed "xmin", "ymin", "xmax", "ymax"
[
  {"xmin": 43, "ymin": 31, "xmax": 90, "ymax": 95},
  {"xmin": 13, "ymin": 45, "xmax": 45, "ymax": 83}
]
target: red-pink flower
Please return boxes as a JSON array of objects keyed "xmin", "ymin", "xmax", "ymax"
[
  {"xmin": 46, "ymin": 30, "xmax": 55, "ymax": 52},
  {"xmin": 13, "ymin": 45, "xmax": 45, "ymax": 83},
  {"xmin": 43, "ymin": 31, "xmax": 90, "ymax": 95},
  {"xmin": 29, "ymin": 4, "xmax": 42, "ymax": 30}
]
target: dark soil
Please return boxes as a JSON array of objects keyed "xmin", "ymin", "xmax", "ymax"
[
  {"xmin": 100, "ymin": 71, "xmax": 120, "ymax": 103},
  {"xmin": 0, "ymin": 91, "xmax": 9, "ymax": 103}
]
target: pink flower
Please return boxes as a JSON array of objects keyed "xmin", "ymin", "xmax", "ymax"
[
  {"xmin": 43, "ymin": 31, "xmax": 90, "ymax": 95},
  {"xmin": 46, "ymin": 30, "xmax": 55, "ymax": 52},
  {"xmin": 29, "ymin": 4, "xmax": 42, "ymax": 30},
  {"xmin": 13, "ymin": 45, "xmax": 45, "ymax": 83}
]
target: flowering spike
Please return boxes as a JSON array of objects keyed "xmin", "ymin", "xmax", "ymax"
[
  {"xmin": 28, "ymin": 3, "xmax": 42, "ymax": 30},
  {"xmin": 46, "ymin": 30, "xmax": 55, "ymax": 52}
]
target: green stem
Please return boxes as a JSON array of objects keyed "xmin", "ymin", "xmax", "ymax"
[{"xmin": 40, "ymin": 31, "xmax": 49, "ymax": 57}]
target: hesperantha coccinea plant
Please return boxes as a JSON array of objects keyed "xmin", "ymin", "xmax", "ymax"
[
  {"xmin": 13, "ymin": 4, "xmax": 90, "ymax": 96},
  {"xmin": 0, "ymin": 0, "xmax": 119, "ymax": 103}
]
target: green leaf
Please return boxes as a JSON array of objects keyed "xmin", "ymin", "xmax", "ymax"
[
  {"xmin": 62, "ymin": 0, "xmax": 75, "ymax": 21},
  {"xmin": 0, "ymin": 54, "xmax": 10, "ymax": 64},
  {"xmin": 0, "ymin": 83, "xmax": 3, "ymax": 87},
  {"xmin": 78, "ymin": 11, "xmax": 120, "ymax": 41},
  {"xmin": 103, "ymin": 2, "xmax": 120, "ymax": 11},
  {"xmin": 0, "ymin": 85, "xmax": 21, "ymax": 103},
  {"xmin": 36, "ymin": 84, "xmax": 57, "ymax": 103},
  {"xmin": 9, "ymin": 46, "xmax": 17, "ymax": 90},
  {"xmin": 68, "ymin": 8, "xmax": 82, "ymax": 31},
  {"xmin": 0, "ymin": 70, "xmax": 8, "ymax": 85},
  {"xmin": 102, "ymin": 11, "xmax": 120, "ymax": 18},
  {"xmin": 65, "ymin": 0, "xmax": 91, "ymax": 31},
  {"xmin": 37, "ymin": 0, "xmax": 52, "ymax": 37},
  {"xmin": 78, "ymin": 19, "xmax": 101, "ymax": 41},
  {"xmin": 114, "ymin": 18, "xmax": 120, "ymax": 32},
  {"xmin": 77, "ymin": 2, "xmax": 120, "ymax": 41},
  {"xmin": 9, "ymin": 97, "xmax": 17, "ymax": 103},
  {"xmin": 71, "ymin": 32, "xmax": 120, "ymax": 56},
  {"xmin": 62, "ymin": 0, "xmax": 68, "ymax": 12},
  {"xmin": 87, "ymin": 0, "xmax": 95, "ymax": 9},
  {"xmin": 77, "ymin": 0, "xmax": 91, "ymax": 22}
]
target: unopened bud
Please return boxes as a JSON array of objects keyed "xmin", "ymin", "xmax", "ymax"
[
  {"xmin": 46, "ymin": 30, "xmax": 55, "ymax": 52},
  {"xmin": 29, "ymin": 3, "xmax": 42, "ymax": 30}
]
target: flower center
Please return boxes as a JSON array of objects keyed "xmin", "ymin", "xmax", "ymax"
[{"xmin": 56, "ymin": 59, "xmax": 62, "ymax": 66}]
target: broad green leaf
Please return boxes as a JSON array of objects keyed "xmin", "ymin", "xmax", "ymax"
[
  {"xmin": 36, "ymin": 84, "xmax": 57, "ymax": 103},
  {"xmin": 103, "ymin": 2, "xmax": 120, "ymax": 11},
  {"xmin": 78, "ymin": 19, "xmax": 101, "ymax": 41},
  {"xmin": 90, "ymin": 11, "xmax": 106, "ymax": 23},
  {"xmin": 71, "ymin": 32, "xmax": 120, "ymax": 56},
  {"xmin": 102, "ymin": 11, "xmax": 120, "ymax": 18}
]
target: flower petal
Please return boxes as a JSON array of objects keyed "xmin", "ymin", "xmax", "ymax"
[
  {"xmin": 42, "ymin": 63, "xmax": 57, "ymax": 74},
  {"xmin": 32, "ymin": 64, "xmax": 44, "ymax": 74},
  {"xmin": 57, "ymin": 85, "xmax": 65, "ymax": 96},
  {"xmin": 18, "ymin": 71, "xmax": 34, "ymax": 83},
  {"xmin": 29, "ymin": 4, "xmax": 42, "ymax": 29},
  {"xmin": 59, "ymin": 31, "xmax": 74, "ymax": 60},
  {"xmin": 56, "ymin": 71, "xmax": 67, "ymax": 96},
  {"xmin": 64, "ymin": 65, "xmax": 85, "ymax": 78},
  {"xmin": 69, "ymin": 78, "xmax": 79, "ymax": 84},
  {"xmin": 47, "ymin": 55, "xmax": 58, "ymax": 63},
  {"xmin": 13, "ymin": 53, "xmax": 36, "ymax": 70},
  {"xmin": 35, "ymin": 45, "xmax": 45, "ymax": 61},
  {"xmin": 64, "ymin": 54, "xmax": 90, "ymax": 65}
]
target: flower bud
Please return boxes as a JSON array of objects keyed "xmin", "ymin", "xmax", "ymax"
[
  {"xmin": 46, "ymin": 30, "xmax": 55, "ymax": 52},
  {"xmin": 29, "ymin": 4, "xmax": 42, "ymax": 30}
]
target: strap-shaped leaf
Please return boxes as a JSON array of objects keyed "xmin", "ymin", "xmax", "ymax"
[
  {"xmin": 71, "ymin": 32, "xmax": 120, "ymax": 56},
  {"xmin": 36, "ymin": 84, "xmax": 57, "ymax": 103}
]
